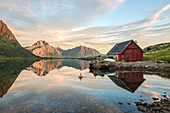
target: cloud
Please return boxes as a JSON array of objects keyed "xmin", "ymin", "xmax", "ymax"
[
  {"xmin": 0, "ymin": 0, "xmax": 169, "ymax": 54},
  {"xmin": 52, "ymin": 3, "xmax": 170, "ymax": 53}
]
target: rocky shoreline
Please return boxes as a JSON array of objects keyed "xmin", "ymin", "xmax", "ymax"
[
  {"xmin": 135, "ymin": 94, "xmax": 170, "ymax": 113},
  {"xmin": 89, "ymin": 60, "xmax": 170, "ymax": 74}
]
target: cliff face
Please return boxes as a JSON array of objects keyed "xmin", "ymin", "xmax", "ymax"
[
  {"xmin": 25, "ymin": 40, "xmax": 62, "ymax": 57},
  {"xmin": 0, "ymin": 20, "xmax": 36, "ymax": 58},
  {"xmin": 0, "ymin": 20, "xmax": 19, "ymax": 44}
]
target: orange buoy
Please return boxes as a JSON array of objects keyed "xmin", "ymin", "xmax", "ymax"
[{"xmin": 78, "ymin": 73, "xmax": 83, "ymax": 80}]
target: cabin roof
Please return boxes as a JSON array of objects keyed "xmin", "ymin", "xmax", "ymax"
[{"xmin": 107, "ymin": 40, "xmax": 144, "ymax": 55}]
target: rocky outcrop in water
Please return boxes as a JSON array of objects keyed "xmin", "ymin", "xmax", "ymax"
[{"xmin": 89, "ymin": 60, "xmax": 170, "ymax": 74}]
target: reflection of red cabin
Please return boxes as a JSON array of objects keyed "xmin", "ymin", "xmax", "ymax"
[
  {"xmin": 107, "ymin": 40, "xmax": 144, "ymax": 61},
  {"xmin": 108, "ymin": 72, "xmax": 145, "ymax": 93},
  {"xmin": 118, "ymin": 72, "xmax": 145, "ymax": 92}
]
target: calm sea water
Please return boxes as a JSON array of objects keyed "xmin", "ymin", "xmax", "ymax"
[{"xmin": 0, "ymin": 59, "xmax": 169, "ymax": 113}]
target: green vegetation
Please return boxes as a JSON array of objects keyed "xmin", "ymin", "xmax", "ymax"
[
  {"xmin": 0, "ymin": 39, "xmax": 38, "ymax": 59},
  {"xmin": 142, "ymin": 42, "xmax": 170, "ymax": 63},
  {"xmin": 0, "ymin": 59, "xmax": 35, "ymax": 97},
  {"xmin": 0, "ymin": 59, "xmax": 35, "ymax": 79}
]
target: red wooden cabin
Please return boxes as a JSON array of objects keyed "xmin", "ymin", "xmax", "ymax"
[{"xmin": 107, "ymin": 40, "xmax": 144, "ymax": 61}]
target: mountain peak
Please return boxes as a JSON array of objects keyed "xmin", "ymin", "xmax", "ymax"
[
  {"xmin": 34, "ymin": 40, "xmax": 48, "ymax": 47},
  {"xmin": 25, "ymin": 40, "xmax": 62, "ymax": 57}
]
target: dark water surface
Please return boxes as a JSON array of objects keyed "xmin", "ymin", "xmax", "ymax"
[{"xmin": 0, "ymin": 59, "xmax": 170, "ymax": 113}]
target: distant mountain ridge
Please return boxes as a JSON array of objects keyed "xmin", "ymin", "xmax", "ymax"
[
  {"xmin": 25, "ymin": 40, "xmax": 101, "ymax": 57},
  {"xmin": 62, "ymin": 45, "xmax": 101, "ymax": 57},
  {"xmin": 0, "ymin": 20, "xmax": 36, "ymax": 58}
]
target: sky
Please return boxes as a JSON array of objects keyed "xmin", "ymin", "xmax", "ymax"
[{"xmin": 0, "ymin": 0, "xmax": 170, "ymax": 54}]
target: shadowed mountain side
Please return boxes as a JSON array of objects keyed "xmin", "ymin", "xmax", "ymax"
[
  {"xmin": 62, "ymin": 45, "xmax": 101, "ymax": 57},
  {"xmin": 26, "ymin": 59, "xmax": 89, "ymax": 76},
  {"xmin": 61, "ymin": 59, "xmax": 89, "ymax": 70},
  {"xmin": 0, "ymin": 20, "xmax": 36, "ymax": 58},
  {"xmin": 0, "ymin": 60, "xmax": 35, "ymax": 97}
]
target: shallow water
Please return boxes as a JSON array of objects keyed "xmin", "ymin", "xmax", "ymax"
[{"xmin": 0, "ymin": 59, "xmax": 169, "ymax": 113}]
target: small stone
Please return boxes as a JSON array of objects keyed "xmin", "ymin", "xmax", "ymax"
[
  {"xmin": 143, "ymin": 103, "xmax": 147, "ymax": 106},
  {"xmin": 127, "ymin": 103, "xmax": 131, "ymax": 105},
  {"xmin": 139, "ymin": 99, "xmax": 144, "ymax": 102},
  {"xmin": 152, "ymin": 97, "xmax": 159, "ymax": 100},
  {"xmin": 138, "ymin": 105, "xmax": 148, "ymax": 112},
  {"xmin": 167, "ymin": 98, "xmax": 170, "ymax": 101},
  {"xmin": 118, "ymin": 102, "xmax": 123, "ymax": 105},
  {"xmin": 161, "ymin": 110, "xmax": 169, "ymax": 113},
  {"xmin": 162, "ymin": 107, "xmax": 170, "ymax": 111},
  {"xmin": 162, "ymin": 94, "xmax": 167, "ymax": 98},
  {"xmin": 153, "ymin": 107, "xmax": 161, "ymax": 111},
  {"xmin": 135, "ymin": 102, "xmax": 143, "ymax": 106},
  {"xmin": 147, "ymin": 103, "xmax": 154, "ymax": 107}
]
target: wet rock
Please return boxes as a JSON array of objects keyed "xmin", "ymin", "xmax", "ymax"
[
  {"xmin": 162, "ymin": 94, "xmax": 167, "ymax": 98},
  {"xmin": 143, "ymin": 103, "xmax": 147, "ymax": 106},
  {"xmin": 127, "ymin": 103, "xmax": 131, "ymax": 105},
  {"xmin": 139, "ymin": 99, "xmax": 144, "ymax": 102},
  {"xmin": 147, "ymin": 103, "xmax": 154, "ymax": 107},
  {"xmin": 152, "ymin": 97, "xmax": 159, "ymax": 100},
  {"xmin": 156, "ymin": 60, "xmax": 166, "ymax": 64},
  {"xmin": 135, "ymin": 102, "xmax": 143, "ymax": 106},
  {"xmin": 153, "ymin": 107, "xmax": 162, "ymax": 111},
  {"xmin": 136, "ymin": 97, "xmax": 170, "ymax": 112},
  {"xmin": 161, "ymin": 110, "xmax": 169, "ymax": 113},
  {"xmin": 100, "ymin": 64, "xmax": 109, "ymax": 69},
  {"xmin": 162, "ymin": 107, "xmax": 170, "ymax": 111},
  {"xmin": 118, "ymin": 102, "xmax": 123, "ymax": 105},
  {"xmin": 138, "ymin": 105, "xmax": 148, "ymax": 112}
]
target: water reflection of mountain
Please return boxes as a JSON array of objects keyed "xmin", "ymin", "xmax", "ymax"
[
  {"xmin": 26, "ymin": 59, "xmax": 89, "ymax": 76},
  {"xmin": 0, "ymin": 60, "xmax": 35, "ymax": 97},
  {"xmin": 89, "ymin": 69, "xmax": 145, "ymax": 93}
]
